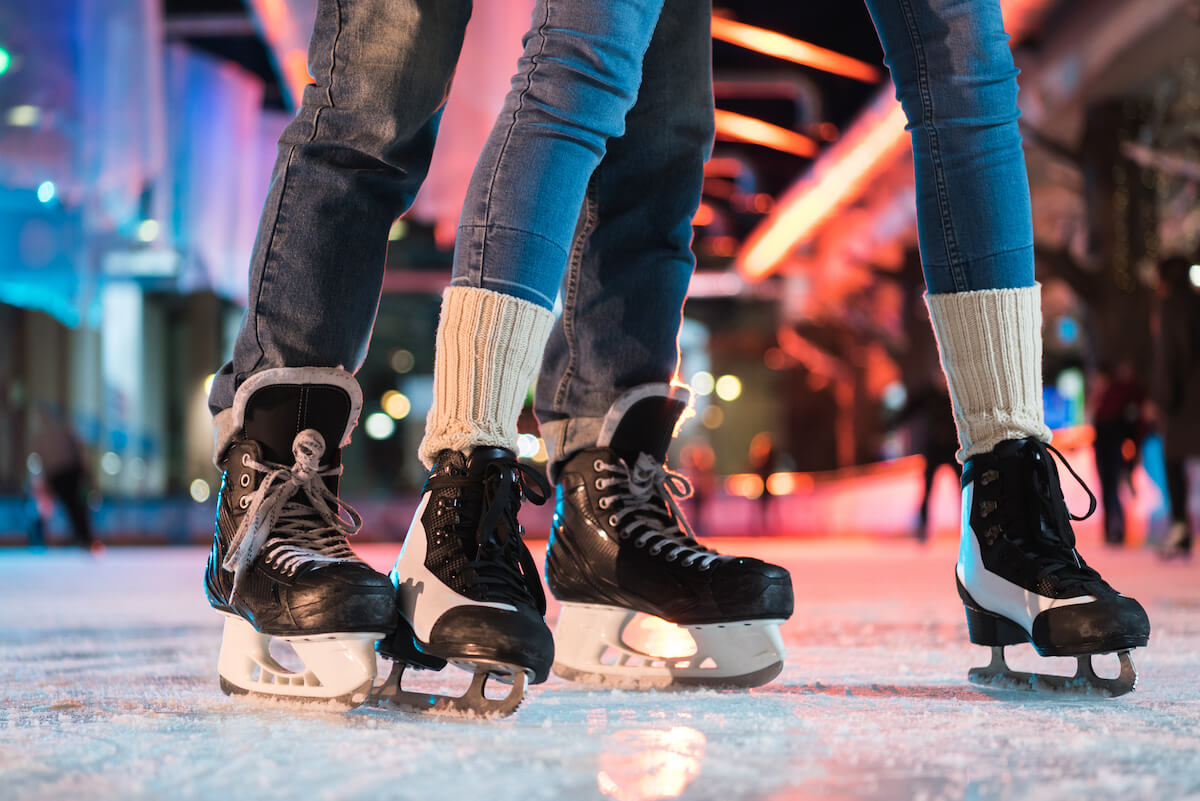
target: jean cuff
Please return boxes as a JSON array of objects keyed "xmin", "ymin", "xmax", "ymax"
[{"xmin": 540, "ymin": 416, "xmax": 605, "ymax": 483}]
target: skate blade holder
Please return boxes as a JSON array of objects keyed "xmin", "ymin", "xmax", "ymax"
[
  {"xmin": 553, "ymin": 604, "xmax": 786, "ymax": 690},
  {"xmin": 216, "ymin": 615, "xmax": 382, "ymax": 710},
  {"xmin": 968, "ymin": 646, "xmax": 1137, "ymax": 698},
  {"xmin": 370, "ymin": 658, "xmax": 529, "ymax": 718}
]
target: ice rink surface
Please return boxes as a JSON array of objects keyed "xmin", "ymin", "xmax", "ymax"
[{"xmin": 3, "ymin": 539, "xmax": 1199, "ymax": 801}]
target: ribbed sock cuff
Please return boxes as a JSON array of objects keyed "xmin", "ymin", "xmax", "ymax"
[
  {"xmin": 925, "ymin": 285, "xmax": 1053, "ymax": 461},
  {"xmin": 419, "ymin": 286, "xmax": 556, "ymax": 467}
]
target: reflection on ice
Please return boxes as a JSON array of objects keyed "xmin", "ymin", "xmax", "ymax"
[{"xmin": 596, "ymin": 726, "xmax": 707, "ymax": 801}]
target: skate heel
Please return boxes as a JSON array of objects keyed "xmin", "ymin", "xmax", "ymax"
[{"xmin": 961, "ymin": 603, "xmax": 1028, "ymax": 647}]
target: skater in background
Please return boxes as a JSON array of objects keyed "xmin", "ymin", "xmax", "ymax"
[
  {"xmin": 29, "ymin": 405, "xmax": 97, "ymax": 552},
  {"xmin": 1155, "ymin": 255, "xmax": 1200, "ymax": 558},
  {"xmin": 894, "ymin": 372, "xmax": 960, "ymax": 543},
  {"xmin": 861, "ymin": 0, "xmax": 1149, "ymax": 691},
  {"xmin": 748, "ymin": 432, "xmax": 779, "ymax": 531},
  {"xmin": 1088, "ymin": 360, "xmax": 1148, "ymax": 545}
]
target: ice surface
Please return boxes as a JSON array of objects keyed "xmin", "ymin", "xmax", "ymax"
[{"xmin": 2, "ymin": 540, "xmax": 1198, "ymax": 801}]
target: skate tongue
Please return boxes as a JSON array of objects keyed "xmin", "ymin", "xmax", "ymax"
[
  {"xmin": 599, "ymin": 388, "xmax": 689, "ymax": 466},
  {"xmin": 243, "ymin": 383, "xmax": 352, "ymax": 466}
]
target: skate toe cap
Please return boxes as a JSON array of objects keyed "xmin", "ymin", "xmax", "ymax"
[
  {"xmin": 283, "ymin": 565, "xmax": 398, "ymax": 632},
  {"xmin": 425, "ymin": 605, "xmax": 555, "ymax": 684},
  {"xmin": 1031, "ymin": 594, "xmax": 1150, "ymax": 656},
  {"xmin": 710, "ymin": 559, "xmax": 794, "ymax": 621}
]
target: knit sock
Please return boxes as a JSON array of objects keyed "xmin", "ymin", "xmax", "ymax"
[
  {"xmin": 419, "ymin": 286, "xmax": 556, "ymax": 467},
  {"xmin": 925, "ymin": 285, "xmax": 1053, "ymax": 461}
]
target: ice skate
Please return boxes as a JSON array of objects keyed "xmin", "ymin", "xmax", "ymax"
[
  {"xmin": 957, "ymin": 437, "xmax": 1150, "ymax": 697},
  {"xmin": 205, "ymin": 368, "xmax": 397, "ymax": 709},
  {"xmin": 547, "ymin": 385, "xmax": 793, "ymax": 690},
  {"xmin": 374, "ymin": 446, "xmax": 554, "ymax": 718}
]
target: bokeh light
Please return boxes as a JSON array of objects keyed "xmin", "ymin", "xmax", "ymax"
[
  {"xmin": 382, "ymin": 390, "xmax": 411, "ymax": 420},
  {"xmin": 715, "ymin": 374, "xmax": 742, "ymax": 401},
  {"xmin": 691, "ymin": 371, "xmax": 714, "ymax": 396},
  {"xmin": 364, "ymin": 412, "xmax": 395, "ymax": 440},
  {"xmin": 189, "ymin": 478, "xmax": 210, "ymax": 503}
]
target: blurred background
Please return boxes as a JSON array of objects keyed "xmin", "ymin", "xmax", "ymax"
[{"xmin": 1, "ymin": 0, "xmax": 1197, "ymax": 546}]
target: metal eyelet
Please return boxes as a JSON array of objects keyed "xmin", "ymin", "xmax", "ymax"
[
  {"xmin": 239, "ymin": 474, "xmax": 251, "ymax": 488},
  {"xmin": 594, "ymin": 478, "xmax": 605, "ymax": 490},
  {"xmin": 598, "ymin": 497, "xmax": 610, "ymax": 509},
  {"xmin": 981, "ymin": 469, "xmax": 999, "ymax": 486},
  {"xmin": 593, "ymin": 459, "xmax": 604, "ymax": 471},
  {"xmin": 979, "ymin": 500, "xmax": 997, "ymax": 517},
  {"xmin": 608, "ymin": 515, "xmax": 619, "ymax": 526},
  {"xmin": 241, "ymin": 453, "xmax": 250, "ymax": 467},
  {"xmin": 238, "ymin": 496, "xmax": 250, "ymax": 509}
]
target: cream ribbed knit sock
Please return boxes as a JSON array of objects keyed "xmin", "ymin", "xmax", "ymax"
[
  {"xmin": 925, "ymin": 285, "xmax": 1053, "ymax": 461},
  {"xmin": 419, "ymin": 286, "xmax": 556, "ymax": 467}
]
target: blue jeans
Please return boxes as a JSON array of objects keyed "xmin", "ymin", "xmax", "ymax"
[
  {"xmin": 209, "ymin": 0, "xmax": 713, "ymax": 475},
  {"xmin": 448, "ymin": 0, "xmax": 712, "ymax": 466},
  {"xmin": 209, "ymin": 0, "xmax": 475, "ymax": 416},
  {"xmin": 864, "ymin": 0, "xmax": 1034, "ymax": 293}
]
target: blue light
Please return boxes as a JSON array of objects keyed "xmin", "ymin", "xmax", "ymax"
[
  {"xmin": 1056, "ymin": 316, "xmax": 1078, "ymax": 345},
  {"xmin": 0, "ymin": 48, "xmax": 10, "ymax": 76},
  {"xmin": 36, "ymin": 181, "xmax": 56, "ymax": 204}
]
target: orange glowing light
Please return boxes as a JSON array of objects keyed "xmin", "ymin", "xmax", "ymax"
[
  {"xmin": 692, "ymin": 203, "xmax": 715, "ymax": 227},
  {"xmin": 724, "ymin": 473, "xmax": 764, "ymax": 500},
  {"xmin": 714, "ymin": 109, "xmax": 819, "ymax": 157},
  {"xmin": 623, "ymin": 613, "xmax": 697, "ymax": 659},
  {"xmin": 734, "ymin": 0, "xmax": 1056, "ymax": 281},
  {"xmin": 711, "ymin": 17, "xmax": 882, "ymax": 83},
  {"xmin": 766, "ymin": 472, "xmax": 815, "ymax": 496},
  {"xmin": 597, "ymin": 727, "xmax": 707, "ymax": 801},
  {"xmin": 738, "ymin": 101, "xmax": 909, "ymax": 280}
]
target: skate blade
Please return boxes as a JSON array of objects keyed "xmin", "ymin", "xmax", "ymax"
[
  {"xmin": 967, "ymin": 646, "xmax": 1138, "ymax": 698},
  {"xmin": 216, "ymin": 614, "xmax": 382, "ymax": 709},
  {"xmin": 553, "ymin": 604, "xmax": 787, "ymax": 690},
  {"xmin": 369, "ymin": 660, "xmax": 528, "ymax": 718}
]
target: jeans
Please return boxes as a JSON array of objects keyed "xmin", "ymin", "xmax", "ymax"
[
  {"xmin": 446, "ymin": 0, "xmax": 712, "ymax": 465},
  {"xmin": 864, "ymin": 0, "xmax": 1034, "ymax": 294},
  {"xmin": 209, "ymin": 0, "xmax": 474, "ymax": 416},
  {"xmin": 209, "ymin": 0, "xmax": 713, "ymax": 478}
]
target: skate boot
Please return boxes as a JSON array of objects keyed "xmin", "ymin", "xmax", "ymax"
[
  {"xmin": 957, "ymin": 437, "xmax": 1150, "ymax": 697},
  {"xmin": 375, "ymin": 447, "xmax": 554, "ymax": 717},
  {"xmin": 205, "ymin": 368, "xmax": 396, "ymax": 709},
  {"xmin": 547, "ymin": 385, "xmax": 793, "ymax": 689}
]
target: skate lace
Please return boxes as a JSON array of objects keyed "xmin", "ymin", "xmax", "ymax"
[
  {"xmin": 1006, "ymin": 439, "xmax": 1102, "ymax": 591},
  {"xmin": 595, "ymin": 453, "xmax": 722, "ymax": 569},
  {"xmin": 427, "ymin": 454, "xmax": 551, "ymax": 612},
  {"xmin": 222, "ymin": 429, "xmax": 361, "ymax": 595}
]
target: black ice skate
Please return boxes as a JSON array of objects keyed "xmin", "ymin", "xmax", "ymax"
[
  {"xmin": 375, "ymin": 447, "xmax": 553, "ymax": 717},
  {"xmin": 547, "ymin": 385, "xmax": 793, "ymax": 690},
  {"xmin": 205, "ymin": 368, "xmax": 397, "ymax": 709},
  {"xmin": 957, "ymin": 438, "xmax": 1150, "ymax": 697}
]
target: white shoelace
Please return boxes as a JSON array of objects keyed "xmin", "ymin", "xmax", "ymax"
[
  {"xmin": 595, "ymin": 453, "xmax": 722, "ymax": 569},
  {"xmin": 222, "ymin": 429, "xmax": 362, "ymax": 594}
]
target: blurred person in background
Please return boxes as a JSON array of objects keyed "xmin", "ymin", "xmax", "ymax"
[
  {"xmin": 894, "ymin": 372, "xmax": 960, "ymax": 543},
  {"xmin": 29, "ymin": 405, "xmax": 98, "ymax": 553},
  {"xmin": 1155, "ymin": 255, "xmax": 1200, "ymax": 558},
  {"xmin": 1088, "ymin": 360, "xmax": 1148, "ymax": 545}
]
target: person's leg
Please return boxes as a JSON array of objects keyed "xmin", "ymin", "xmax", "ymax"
[
  {"xmin": 864, "ymin": 0, "xmax": 1148, "ymax": 693},
  {"xmin": 534, "ymin": 0, "xmax": 711, "ymax": 470},
  {"xmin": 1162, "ymin": 457, "xmax": 1191, "ymax": 556},
  {"xmin": 390, "ymin": 0, "xmax": 677, "ymax": 715},
  {"xmin": 534, "ymin": 0, "xmax": 792, "ymax": 690},
  {"xmin": 203, "ymin": 0, "xmax": 473, "ymax": 709},
  {"xmin": 209, "ymin": 0, "xmax": 473, "ymax": 450},
  {"xmin": 1094, "ymin": 426, "xmax": 1126, "ymax": 543}
]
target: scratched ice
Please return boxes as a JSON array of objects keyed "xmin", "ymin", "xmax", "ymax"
[{"xmin": 3, "ymin": 538, "xmax": 1198, "ymax": 801}]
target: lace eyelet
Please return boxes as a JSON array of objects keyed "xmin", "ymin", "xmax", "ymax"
[
  {"xmin": 608, "ymin": 515, "xmax": 619, "ymax": 526},
  {"xmin": 593, "ymin": 459, "xmax": 604, "ymax": 471},
  {"xmin": 594, "ymin": 479, "xmax": 604, "ymax": 490},
  {"xmin": 239, "ymin": 474, "xmax": 250, "ymax": 488},
  {"xmin": 238, "ymin": 496, "xmax": 250, "ymax": 509},
  {"xmin": 598, "ymin": 497, "xmax": 610, "ymax": 509},
  {"xmin": 241, "ymin": 453, "xmax": 250, "ymax": 467}
]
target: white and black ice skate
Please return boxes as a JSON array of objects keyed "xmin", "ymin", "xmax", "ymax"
[
  {"xmin": 957, "ymin": 437, "xmax": 1150, "ymax": 697},
  {"xmin": 374, "ymin": 447, "xmax": 554, "ymax": 717},
  {"xmin": 204, "ymin": 368, "xmax": 396, "ymax": 709},
  {"xmin": 547, "ymin": 386, "xmax": 794, "ymax": 690}
]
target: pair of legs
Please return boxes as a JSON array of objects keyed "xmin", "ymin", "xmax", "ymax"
[{"xmin": 204, "ymin": 0, "xmax": 1149, "ymax": 711}]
